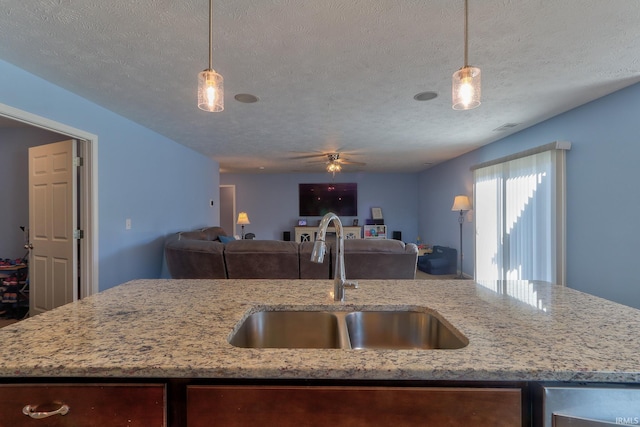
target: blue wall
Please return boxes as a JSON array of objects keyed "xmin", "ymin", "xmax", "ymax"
[
  {"xmin": 420, "ymin": 82, "xmax": 640, "ymax": 309},
  {"xmin": 0, "ymin": 60, "xmax": 220, "ymax": 291},
  {"xmin": 220, "ymin": 172, "xmax": 420, "ymax": 243}
]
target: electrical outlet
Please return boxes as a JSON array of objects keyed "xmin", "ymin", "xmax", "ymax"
[
  {"xmin": 209, "ymin": 199, "xmax": 214, "ymax": 207},
  {"xmin": 126, "ymin": 218, "xmax": 132, "ymax": 230}
]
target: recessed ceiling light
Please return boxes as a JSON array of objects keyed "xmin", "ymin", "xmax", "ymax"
[
  {"xmin": 234, "ymin": 93, "xmax": 259, "ymax": 103},
  {"xmin": 413, "ymin": 91, "xmax": 438, "ymax": 101}
]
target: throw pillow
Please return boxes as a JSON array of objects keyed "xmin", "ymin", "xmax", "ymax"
[{"xmin": 219, "ymin": 235, "xmax": 236, "ymax": 244}]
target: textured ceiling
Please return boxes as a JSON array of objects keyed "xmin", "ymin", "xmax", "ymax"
[{"xmin": 1, "ymin": 1, "xmax": 639, "ymax": 173}]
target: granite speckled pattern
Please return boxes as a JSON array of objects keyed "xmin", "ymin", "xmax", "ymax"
[{"xmin": 0, "ymin": 279, "xmax": 639, "ymax": 382}]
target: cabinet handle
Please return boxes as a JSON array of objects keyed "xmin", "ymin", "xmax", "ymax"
[{"xmin": 22, "ymin": 404, "xmax": 70, "ymax": 419}]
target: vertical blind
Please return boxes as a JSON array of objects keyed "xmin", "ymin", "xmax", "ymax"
[{"xmin": 473, "ymin": 142, "xmax": 569, "ymax": 285}]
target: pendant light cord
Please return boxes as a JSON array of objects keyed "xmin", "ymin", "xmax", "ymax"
[
  {"xmin": 463, "ymin": 0, "xmax": 468, "ymax": 67},
  {"xmin": 208, "ymin": 0, "xmax": 213, "ymax": 70}
]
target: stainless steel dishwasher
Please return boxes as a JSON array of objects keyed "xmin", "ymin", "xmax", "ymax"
[{"xmin": 542, "ymin": 385, "xmax": 640, "ymax": 426}]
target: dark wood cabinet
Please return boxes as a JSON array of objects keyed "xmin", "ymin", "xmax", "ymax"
[
  {"xmin": 187, "ymin": 385, "xmax": 522, "ymax": 427},
  {"xmin": 0, "ymin": 383, "xmax": 166, "ymax": 427}
]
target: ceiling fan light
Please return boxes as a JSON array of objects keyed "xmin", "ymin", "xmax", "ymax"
[
  {"xmin": 198, "ymin": 69, "xmax": 224, "ymax": 112},
  {"xmin": 452, "ymin": 66, "xmax": 481, "ymax": 110},
  {"xmin": 327, "ymin": 162, "xmax": 342, "ymax": 175}
]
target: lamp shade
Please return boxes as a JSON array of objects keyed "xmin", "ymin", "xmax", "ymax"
[
  {"xmin": 451, "ymin": 195, "xmax": 472, "ymax": 211},
  {"xmin": 236, "ymin": 212, "xmax": 250, "ymax": 225}
]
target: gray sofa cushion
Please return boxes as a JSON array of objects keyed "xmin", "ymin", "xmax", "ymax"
[
  {"xmin": 341, "ymin": 239, "xmax": 418, "ymax": 279},
  {"xmin": 201, "ymin": 226, "xmax": 228, "ymax": 241},
  {"xmin": 299, "ymin": 241, "xmax": 331, "ymax": 279},
  {"xmin": 224, "ymin": 240, "xmax": 300, "ymax": 279},
  {"xmin": 165, "ymin": 233, "xmax": 227, "ymax": 279}
]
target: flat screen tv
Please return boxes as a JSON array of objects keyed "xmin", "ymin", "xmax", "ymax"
[{"xmin": 299, "ymin": 183, "xmax": 357, "ymax": 217}]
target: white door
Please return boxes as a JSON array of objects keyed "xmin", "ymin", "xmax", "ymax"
[{"xmin": 28, "ymin": 140, "xmax": 78, "ymax": 317}]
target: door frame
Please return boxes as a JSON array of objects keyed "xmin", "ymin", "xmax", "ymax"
[
  {"xmin": 0, "ymin": 102, "xmax": 99, "ymax": 297},
  {"xmin": 219, "ymin": 184, "xmax": 236, "ymax": 236}
]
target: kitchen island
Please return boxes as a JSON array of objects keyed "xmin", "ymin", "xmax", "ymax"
[{"xmin": 0, "ymin": 278, "xmax": 639, "ymax": 426}]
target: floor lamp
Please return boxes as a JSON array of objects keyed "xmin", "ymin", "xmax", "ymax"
[{"xmin": 451, "ymin": 195, "xmax": 472, "ymax": 279}]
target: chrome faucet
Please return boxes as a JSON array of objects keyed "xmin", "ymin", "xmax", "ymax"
[{"xmin": 310, "ymin": 212, "xmax": 358, "ymax": 302}]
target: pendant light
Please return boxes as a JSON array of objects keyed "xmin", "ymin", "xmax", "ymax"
[
  {"xmin": 452, "ymin": 0, "xmax": 481, "ymax": 110},
  {"xmin": 197, "ymin": 0, "xmax": 224, "ymax": 112}
]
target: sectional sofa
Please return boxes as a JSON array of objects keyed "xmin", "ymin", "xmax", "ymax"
[{"xmin": 165, "ymin": 226, "xmax": 418, "ymax": 280}]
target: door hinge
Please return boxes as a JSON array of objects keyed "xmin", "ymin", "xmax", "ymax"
[
  {"xmin": 74, "ymin": 229, "xmax": 84, "ymax": 239},
  {"xmin": 73, "ymin": 157, "xmax": 83, "ymax": 167}
]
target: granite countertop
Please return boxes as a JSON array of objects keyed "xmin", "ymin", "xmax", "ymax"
[{"xmin": 0, "ymin": 279, "xmax": 639, "ymax": 382}]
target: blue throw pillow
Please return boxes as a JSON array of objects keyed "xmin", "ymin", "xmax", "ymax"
[{"xmin": 219, "ymin": 235, "xmax": 236, "ymax": 244}]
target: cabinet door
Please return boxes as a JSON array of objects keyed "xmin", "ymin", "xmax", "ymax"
[
  {"xmin": 187, "ymin": 385, "xmax": 521, "ymax": 427},
  {"xmin": 0, "ymin": 383, "xmax": 165, "ymax": 427}
]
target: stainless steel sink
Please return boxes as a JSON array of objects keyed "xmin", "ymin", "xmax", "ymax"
[
  {"xmin": 229, "ymin": 308, "xmax": 468, "ymax": 350},
  {"xmin": 229, "ymin": 311, "xmax": 343, "ymax": 348},
  {"xmin": 344, "ymin": 311, "xmax": 467, "ymax": 350}
]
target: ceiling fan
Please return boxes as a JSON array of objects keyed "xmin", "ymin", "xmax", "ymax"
[{"xmin": 288, "ymin": 151, "xmax": 366, "ymax": 175}]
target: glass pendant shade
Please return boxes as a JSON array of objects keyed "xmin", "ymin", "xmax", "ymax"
[
  {"xmin": 198, "ymin": 69, "xmax": 224, "ymax": 112},
  {"xmin": 452, "ymin": 66, "xmax": 481, "ymax": 110}
]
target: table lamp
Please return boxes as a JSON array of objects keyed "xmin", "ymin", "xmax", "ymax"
[{"xmin": 237, "ymin": 212, "xmax": 250, "ymax": 239}]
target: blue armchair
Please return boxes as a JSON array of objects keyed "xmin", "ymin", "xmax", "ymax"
[{"xmin": 417, "ymin": 246, "xmax": 457, "ymax": 275}]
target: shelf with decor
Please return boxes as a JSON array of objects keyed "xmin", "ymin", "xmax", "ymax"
[
  {"xmin": 363, "ymin": 225, "xmax": 387, "ymax": 239},
  {"xmin": 294, "ymin": 226, "xmax": 361, "ymax": 243}
]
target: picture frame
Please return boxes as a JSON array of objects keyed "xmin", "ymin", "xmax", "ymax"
[
  {"xmin": 297, "ymin": 219, "xmax": 307, "ymax": 226},
  {"xmin": 371, "ymin": 207, "xmax": 383, "ymax": 220},
  {"xmin": 352, "ymin": 219, "xmax": 359, "ymax": 226}
]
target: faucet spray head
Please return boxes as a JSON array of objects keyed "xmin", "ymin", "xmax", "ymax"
[{"xmin": 310, "ymin": 240, "xmax": 326, "ymax": 263}]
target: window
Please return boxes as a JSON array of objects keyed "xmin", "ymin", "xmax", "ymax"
[{"xmin": 473, "ymin": 142, "xmax": 570, "ymax": 285}]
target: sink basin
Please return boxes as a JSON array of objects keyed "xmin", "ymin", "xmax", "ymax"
[
  {"xmin": 229, "ymin": 308, "xmax": 467, "ymax": 350},
  {"xmin": 345, "ymin": 311, "xmax": 467, "ymax": 350},
  {"xmin": 229, "ymin": 311, "xmax": 343, "ymax": 348}
]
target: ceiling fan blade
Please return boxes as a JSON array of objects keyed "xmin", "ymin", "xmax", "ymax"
[
  {"xmin": 340, "ymin": 159, "xmax": 366, "ymax": 166},
  {"xmin": 288, "ymin": 153, "xmax": 328, "ymax": 160}
]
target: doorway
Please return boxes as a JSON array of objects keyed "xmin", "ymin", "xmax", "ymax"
[
  {"xmin": 219, "ymin": 185, "xmax": 236, "ymax": 237},
  {"xmin": 0, "ymin": 102, "xmax": 98, "ymax": 311}
]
